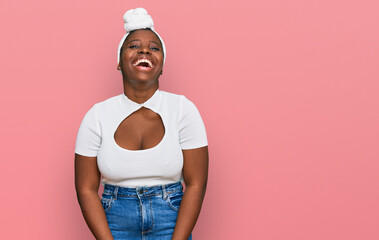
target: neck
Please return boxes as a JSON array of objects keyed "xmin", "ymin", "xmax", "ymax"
[{"xmin": 123, "ymin": 82, "xmax": 159, "ymax": 104}]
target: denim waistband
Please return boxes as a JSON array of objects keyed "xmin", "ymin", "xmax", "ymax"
[{"xmin": 103, "ymin": 181, "xmax": 183, "ymax": 198}]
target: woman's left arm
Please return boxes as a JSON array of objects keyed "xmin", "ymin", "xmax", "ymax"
[{"xmin": 172, "ymin": 146, "xmax": 209, "ymax": 240}]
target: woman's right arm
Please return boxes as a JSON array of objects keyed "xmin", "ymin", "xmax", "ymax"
[{"xmin": 75, "ymin": 153, "xmax": 114, "ymax": 240}]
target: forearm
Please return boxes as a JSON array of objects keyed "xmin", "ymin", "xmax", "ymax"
[
  {"xmin": 172, "ymin": 185, "xmax": 206, "ymax": 240},
  {"xmin": 76, "ymin": 191, "xmax": 114, "ymax": 240}
]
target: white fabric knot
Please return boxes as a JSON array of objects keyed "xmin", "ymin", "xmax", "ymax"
[{"xmin": 123, "ymin": 8, "xmax": 155, "ymax": 32}]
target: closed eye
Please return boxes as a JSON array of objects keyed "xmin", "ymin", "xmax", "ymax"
[
  {"xmin": 151, "ymin": 47, "xmax": 160, "ymax": 51},
  {"xmin": 129, "ymin": 45, "xmax": 138, "ymax": 49}
]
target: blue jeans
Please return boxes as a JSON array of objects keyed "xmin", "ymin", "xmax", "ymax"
[{"xmin": 101, "ymin": 181, "xmax": 193, "ymax": 240}]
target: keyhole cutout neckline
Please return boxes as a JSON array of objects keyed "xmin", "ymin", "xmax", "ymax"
[{"xmin": 115, "ymin": 88, "xmax": 166, "ymax": 152}]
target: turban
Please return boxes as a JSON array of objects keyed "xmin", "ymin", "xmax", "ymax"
[{"xmin": 117, "ymin": 8, "xmax": 166, "ymax": 69}]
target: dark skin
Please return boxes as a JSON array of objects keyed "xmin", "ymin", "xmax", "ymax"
[{"xmin": 75, "ymin": 29, "xmax": 209, "ymax": 240}]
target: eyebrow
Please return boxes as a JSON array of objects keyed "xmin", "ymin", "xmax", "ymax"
[{"xmin": 126, "ymin": 39, "xmax": 161, "ymax": 46}]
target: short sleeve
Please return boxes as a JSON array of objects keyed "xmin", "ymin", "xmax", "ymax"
[
  {"xmin": 75, "ymin": 103, "xmax": 102, "ymax": 157},
  {"xmin": 178, "ymin": 95, "xmax": 208, "ymax": 150}
]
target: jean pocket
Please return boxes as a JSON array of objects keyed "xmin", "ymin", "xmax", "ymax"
[
  {"xmin": 101, "ymin": 193, "xmax": 115, "ymax": 213},
  {"xmin": 166, "ymin": 190, "xmax": 184, "ymax": 212}
]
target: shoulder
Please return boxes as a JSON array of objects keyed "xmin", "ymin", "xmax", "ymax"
[
  {"xmin": 88, "ymin": 94, "xmax": 121, "ymax": 113},
  {"xmin": 160, "ymin": 90, "xmax": 203, "ymax": 123},
  {"xmin": 160, "ymin": 90, "xmax": 183, "ymax": 102},
  {"xmin": 159, "ymin": 90, "xmax": 196, "ymax": 108}
]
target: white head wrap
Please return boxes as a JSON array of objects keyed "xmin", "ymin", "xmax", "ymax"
[{"xmin": 117, "ymin": 8, "xmax": 166, "ymax": 69}]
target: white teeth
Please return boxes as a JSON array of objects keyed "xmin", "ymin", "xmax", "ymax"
[{"xmin": 133, "ymin": 58, "xmax": 153, "ymax": 68}]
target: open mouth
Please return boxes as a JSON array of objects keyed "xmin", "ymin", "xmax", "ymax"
[{"xmin": 133, "ymin": 58, "xmax": 154, "ymax": 69}]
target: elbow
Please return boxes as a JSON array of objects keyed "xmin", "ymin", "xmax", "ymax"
[{"xmin": 185, "ymin": 181, "xmax": 207, "ymax": 194}]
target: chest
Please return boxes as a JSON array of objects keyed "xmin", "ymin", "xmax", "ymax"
[
  {"xmin": 113, "ymin": 107, "xmax": 166, "ymax": 151},
  {"xmin": 96, "ymin": 105, "xmax": 183, "ymax": 179}
]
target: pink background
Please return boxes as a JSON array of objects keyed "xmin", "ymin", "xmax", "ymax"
[{"xmin": 1, "ymin": 0, "xmax": 378, "ymax": 239}]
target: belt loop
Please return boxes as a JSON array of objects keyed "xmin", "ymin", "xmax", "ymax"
[
  {"xmin": 113, "ymin": 186, "xmax": 119, "ymax": 200},
  {"xmin": 162, "ymin": 184, "xmax": 167, "ymax": 200}
]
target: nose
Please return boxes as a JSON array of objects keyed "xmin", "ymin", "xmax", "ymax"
[{"xmin": 138, "ymin": 45, "xmax": 151, "ymax": 55}]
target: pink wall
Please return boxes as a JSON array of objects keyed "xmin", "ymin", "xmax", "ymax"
[{"xmin": 1, "ymin": 0, "xmax": 378, "ymax": 239}]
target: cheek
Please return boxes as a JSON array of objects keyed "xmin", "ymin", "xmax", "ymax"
[
  {"xmin": 156, "ymin": 58, "xmax": 164, "ymax": 69},
  {"xmin": 157, "ymin": 53, "xmax": 164, "ymax": 64},
  {"xmin": 121, "ymin": 52, "xmax": 134, "ymax": 64}
]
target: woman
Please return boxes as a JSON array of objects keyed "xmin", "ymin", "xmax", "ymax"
[{"xmin": 74, "ymin": 8, "xmax": 209, "ymax": 240}]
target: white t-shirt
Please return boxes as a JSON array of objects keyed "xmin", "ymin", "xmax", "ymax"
[{"xmin": 75, "ymin": 89, "xmax": 208, "ymax": 187}]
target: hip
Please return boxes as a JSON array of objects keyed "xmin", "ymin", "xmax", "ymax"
[{"xmin": 101, "ymin": 181, "xmax": 192, "ymax": 240}]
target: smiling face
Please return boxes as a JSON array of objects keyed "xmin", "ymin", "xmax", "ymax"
[{"xmin": 118, "ymin": 29, "xmax": 164, "ymax": 84}]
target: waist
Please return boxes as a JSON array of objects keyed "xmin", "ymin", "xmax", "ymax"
[{"xmin": 103, "ymin": 181, "xmax": 183, "ymax": 197}]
